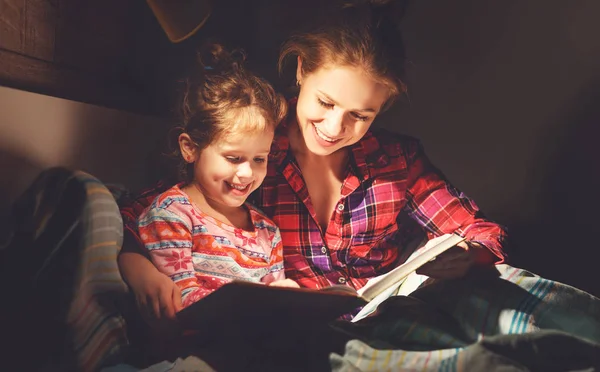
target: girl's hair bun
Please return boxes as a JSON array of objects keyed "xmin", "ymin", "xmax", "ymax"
[{"xmin": 196, "ymin": 42, "xmax": 246, "ymax": 75}]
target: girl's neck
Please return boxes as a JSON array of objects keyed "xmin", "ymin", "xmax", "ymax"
[{"xmin": 181, "ymin": 183, "xmax": 253, "ymax": 231}]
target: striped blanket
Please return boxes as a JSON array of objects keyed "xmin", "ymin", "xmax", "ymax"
[
  {"xmin": 64, "ymin": 171, "xmax": 129, "ymax": 371},
  {"xmin": 1, "ymin": 168, "xmax": 129, "ymax": 372},
  {"xmin": 329, "ymin": 265, "xmax": 600, "ymax": 371}
]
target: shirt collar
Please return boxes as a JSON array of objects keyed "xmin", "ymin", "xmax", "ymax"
[{"xmin": 351, "ymin": 128, "xmax": 391, "ymax": 181}]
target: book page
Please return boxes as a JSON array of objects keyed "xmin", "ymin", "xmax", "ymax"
[
  {"xmin": 351, "ymin": 283, "xmax": 401, "ymax": 323},
  {"xmin": 351, "ymin": 233, "xmax": 465, "ymax": 323},
  {"xmin": 357, "ymin": 233, "xmax": 466, "ymax": 302}
]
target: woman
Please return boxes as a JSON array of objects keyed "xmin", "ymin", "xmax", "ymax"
[{"xmin": 119, "ymin": 1, "xmax": 600, "ymax": 371}]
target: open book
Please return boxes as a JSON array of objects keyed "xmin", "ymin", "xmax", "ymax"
[
  {"xmin": 350, "ymin": 233, "xmax": 465, "ymax": 322},
  {"xmin": 177, "ymin": 233, "xmax": 465, "ymax": 333}
]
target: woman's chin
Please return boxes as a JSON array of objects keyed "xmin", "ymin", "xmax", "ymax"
[{"xmin": 304, "ymin": 139, "xmax": 339, "ymax": 157}]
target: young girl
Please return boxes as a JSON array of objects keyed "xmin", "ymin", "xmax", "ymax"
[{"xmin": 137, "ymin": 43, "xmax": 297, "ymax": 311}]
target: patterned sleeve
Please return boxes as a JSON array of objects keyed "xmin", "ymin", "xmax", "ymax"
[
  {"xmin": 261, "ymin": 226, "xmax": 286, "ymax": 284},
  {"xmin": 403, "ymin": 140, "xmax": 508, "ymax": 264},
  {"xmin": 138, "ymin": 205, "xmax": 211, "ymax": 308},
  {"xmin": 119, "ymin": 179, "xmax": 171, "ymax": 254}
]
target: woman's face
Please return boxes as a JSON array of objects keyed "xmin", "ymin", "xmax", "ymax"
[{"xmin": 295, "ymin": 60, "xmax": 390, "ymax": 156}]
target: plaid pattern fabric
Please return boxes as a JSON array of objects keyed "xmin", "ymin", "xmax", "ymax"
[
  {"xmin": 252, "ymin": 114, "xmax": 507, "ymax": 290},
  {"xmin": 120, "ymin": 107, "xmax": 507, "ymax": 292}
]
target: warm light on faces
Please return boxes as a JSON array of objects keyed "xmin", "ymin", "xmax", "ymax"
[
  {"xmin": 184, "ymin": 129, "xmax": 274, "ymax": 213},
  {"xmin": 295, "ymin": 61, "xmax": 390, "ymax": 156}
]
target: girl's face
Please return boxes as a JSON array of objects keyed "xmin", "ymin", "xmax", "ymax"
[
  {"xmin": 295, "ymin": 60, "xmax": 390, "ymax": 157},
  {"xmin": 182, "ymin": 129, "xmax": 274, "ymax": 213}
]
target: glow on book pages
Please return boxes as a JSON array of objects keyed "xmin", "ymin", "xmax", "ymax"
[{"xmin": 351, "ymin": 233, "xmax": 466, "ymax": 323}]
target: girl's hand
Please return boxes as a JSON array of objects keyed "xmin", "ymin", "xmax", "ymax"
[
  {"xmin": 416, "ymin": 241, "xmax": 493, "ymax": 279},
  {"xmin": 268, "ymin": 278, "xmax": 300, "ymax": 288}
]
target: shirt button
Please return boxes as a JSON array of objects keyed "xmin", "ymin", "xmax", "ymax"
[
  {"xmin": 337, "ymin": 204, "xmax": 345, "ymax": 211},
  {"xmin": 338, "ymin": 277, "xmax": 347, "ymax": 284},
  {"xmin": 321, "ymin": 246, "xmax": 327, "ymax": 254}
]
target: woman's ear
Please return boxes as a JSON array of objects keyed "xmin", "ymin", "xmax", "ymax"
[
  {"xmin": 296, "ymin": 56, "xmax": 303, "ymax": 86},
  {"xmin": 179, "ymin": 133, "xmax": 198, "ymax": 163}
]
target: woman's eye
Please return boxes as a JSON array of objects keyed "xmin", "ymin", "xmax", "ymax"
[
  {"xmin": 351, "ymin": 112, "xmax": 369, "ymax": 121},
  {"xmin": 254, "ymin": 157, "xmax": 266, "ymax": 164},
  {"xmin": 317, "ymin": 98, "xmax": 334, "ymax": 109},
  {"xmin": 225, "ymin": 156, "xmax": 241, "ymax": 163}
]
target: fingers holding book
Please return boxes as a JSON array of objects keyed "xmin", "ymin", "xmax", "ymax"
[
  {"xmin": 416, "ymin": 241, "xmax": 476, "ymax": 279},
  {"xmin": 269, "ymin": 278, "xmax": 300, "ymax": 288}
]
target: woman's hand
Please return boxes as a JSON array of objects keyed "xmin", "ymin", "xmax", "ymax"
[
  {"xmin": 416, "ymin": 241, "xmax": 493, "ymax": 279},
  {"xmin": 135, "ymin": 268, "xmax": 183, "ymax": 323},
  {"xmin": 268, "ymin": 278, "xmax": 300, "ymax": 288},
  {"xmin": 118, "ymin": 251, "xmax": 182, "ymax": 328}
]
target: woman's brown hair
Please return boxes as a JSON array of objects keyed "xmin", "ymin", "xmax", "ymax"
[{"xmin": 279, "ymin": 0, "xmax": 408, "ymax": 110}]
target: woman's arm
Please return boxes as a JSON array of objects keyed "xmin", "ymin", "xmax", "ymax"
[
  {"xmin": 404, "ymin": 141, "xmax": 507, "ymax": 277},
  {"xmin": 118, "ymin": 230, "xmax": 183, "ymax": 321}
]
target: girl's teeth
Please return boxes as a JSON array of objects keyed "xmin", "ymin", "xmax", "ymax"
[{"xmin": 228, "ymin": 183, "xmax": 248, "ymax": 190}]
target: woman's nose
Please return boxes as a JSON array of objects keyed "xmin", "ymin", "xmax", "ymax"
[{"xmin": 323, "ymin": 110, "xmax": 345, "ymax": 137}]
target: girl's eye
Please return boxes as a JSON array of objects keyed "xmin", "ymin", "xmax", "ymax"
[
  {"xmin": 351, "ymin": 112, "xmax": 369, "ymax": 122},
  {"xmin": 317, "ymin": 98, "xmax": 334, "ymax": 109},
  {"xmin": 254, "ymin": 157, "xmax": 266, "ymax": 164},
  {"xmin": 225, "ymin": 156, "xmax": 241, "ymax": 163}
]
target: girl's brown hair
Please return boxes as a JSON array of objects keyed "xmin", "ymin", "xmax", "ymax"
[
  {"xmin": 175, "ymin": 43, "xmax": 288, "ymax": 183},
  {"xmin": 279, "ymin": 0, "xmax": 408, "ymax": 110}
]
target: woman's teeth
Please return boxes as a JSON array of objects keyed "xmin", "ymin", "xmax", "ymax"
[{"xmin": 313, "ymin": 124, "xmax": 336, "ymax": 142}]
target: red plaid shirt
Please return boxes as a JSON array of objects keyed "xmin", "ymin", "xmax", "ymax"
[{"xmin": 121, "ymin": 108, "xmax": 507, "ymax": 291}]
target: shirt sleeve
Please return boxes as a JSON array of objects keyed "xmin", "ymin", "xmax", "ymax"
[
  {"xmin": 138, "ymin": 206, "xmax": 211, "ymax": 308},
  {"xmin": 120, "ymin": 180, "xmax": 171, "ymax": 255},
  {"xmin": 404, "ymin": 141, "xmax": 508, "ymax": 264},
  {"xmin": 261, "ymin": 227, "xmax": 286, "ymax": 284}
]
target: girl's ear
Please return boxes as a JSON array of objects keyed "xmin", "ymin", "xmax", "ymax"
[{"xmin": 179, "ymin": 133, "xmax": 199, "ymax": 163}]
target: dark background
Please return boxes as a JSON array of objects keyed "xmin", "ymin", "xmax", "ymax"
[{"xmin": 1, "ymin": 0, "xmax": 599, "ymax": 296}]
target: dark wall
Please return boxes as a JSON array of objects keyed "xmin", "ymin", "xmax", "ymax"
[{"xmin": 387, "ymin": 1, "xmax": 600, "ymax": 295}]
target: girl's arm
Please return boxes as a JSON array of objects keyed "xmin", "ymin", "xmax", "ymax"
[
  {"xmin": 262, "ymin": 227, "xmax": 299, "ymax": 288},
  {"xmin": 118, "ymin": 181, "xmax": 183, "ymax": 321},
  {"xmin": 138, "ymin": 207, "xmax": 213, "ymax": 308}
]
